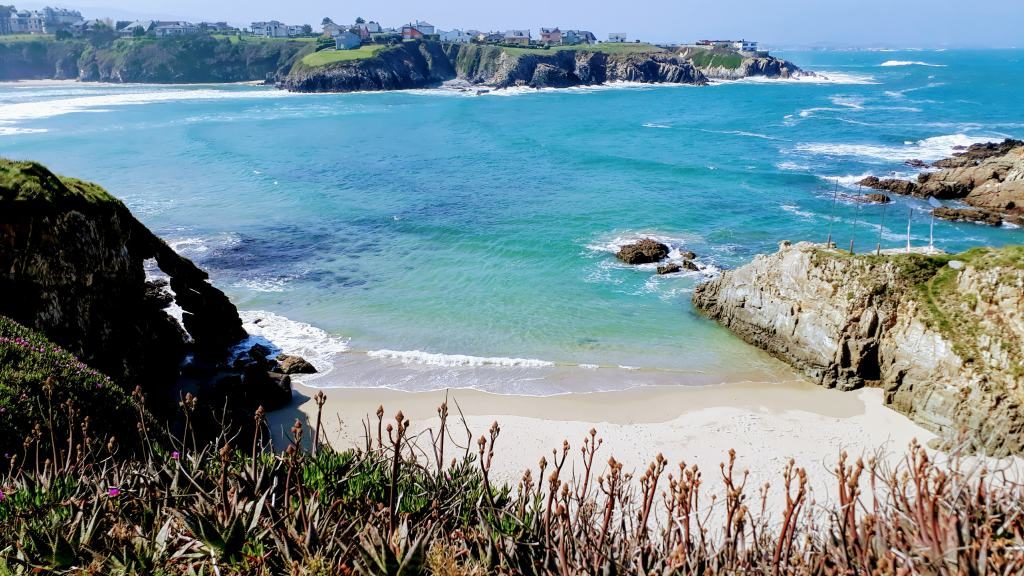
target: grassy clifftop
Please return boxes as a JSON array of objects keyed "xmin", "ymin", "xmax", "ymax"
[{"xmin": 0, "ymin": 158, "xmax": 122, "ymax": 207}]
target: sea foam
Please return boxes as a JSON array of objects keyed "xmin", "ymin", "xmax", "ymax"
[
  {"xmin": 238, "ymin": 310, "xmax": 350, "ymax": 374},
  {"xmin": 367, "ymin": 349, "xmax": 556, "ymax": 368},
  {"xmin": 880, "ymin": 60, "xmax": 947, "ymax": 67},
  {"xmin": 794, "ymin": 134, "xmax": 997, "ymax": 163}
]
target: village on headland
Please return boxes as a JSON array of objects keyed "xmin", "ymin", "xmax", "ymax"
[{"xmin": 0, "ymin": 5, "xmax": 762, "ymax": 56}]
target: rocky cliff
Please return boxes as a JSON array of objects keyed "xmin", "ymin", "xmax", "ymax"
[
  {"xmin": 285, "ymin": 40, "xmax": 455, "ymax": 92},
  {"xmin": 693, "ymin": 241, "xmax": 1024, "ymax": 455},
  {"xmin": 860, "ymin": 139, "xmax": 1024, "ymax": 226},
  {"xmin": 283, "ymin": 41, "xmax": 709, "ymax": 92},
  {"xmin": 675, "ymin": 46, "xmax": 803, "ymax": 80},
  {"xmin": 0, "ymin": 158, "xmax": 246, "ymax": 391},
  {"xmin": 0, "ymin": 36, "xmax": 310, "ymax": 83}
]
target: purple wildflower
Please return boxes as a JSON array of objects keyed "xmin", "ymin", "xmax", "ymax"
[
  {"xmin": 171, "ymin": 451, "xmax": 180, "ymax": 460},
  {"xmin": 107, "ymin": 487, "xmax": 120, "ymax": 497}
]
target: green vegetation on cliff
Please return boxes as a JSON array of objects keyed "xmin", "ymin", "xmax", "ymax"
[
  {"xmin": 681, "ymin": 48, "xmax": 744, "ymax": 70},
  {"xmin": 299, "ymin": 44, "xmax": 388, "ymax": 67},
  {"xmin": 1, "ymin": 158, "xmax": 121, "ymax": 207},
  {"xmin": 0, "ymin": 35, "xmax": 311, "ymax": 83},
  {"xmin": 0, "ymin": 315, "xmax": 136, "ymax": 459}
]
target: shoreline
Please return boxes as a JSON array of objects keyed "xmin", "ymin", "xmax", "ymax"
[{"xmin": 269, "ymin": 378, "xmax": 938, "ymax": 511}]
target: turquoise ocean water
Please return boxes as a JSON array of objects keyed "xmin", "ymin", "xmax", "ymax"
[{"xmin": 2, "ymin": 49, "xmax": 1022, "ymax": 394}]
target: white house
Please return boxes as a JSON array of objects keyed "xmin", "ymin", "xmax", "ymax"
[
  {"xmin": 439, "ymin": 29, "xmax": 472, "ymax": 43},
  {"xmin": 734, "ymin": 40, "xmax": 758, "ymax": 52},
  {"xmin": 335, "ymin": 30, "xmax": 360, "ymax": 50},
  {"xmin": 251, "ymin": 21, "xmax": 288, "ymax": 37},
  {"xmin": 413, "ymin": 20, "xmax": 434, "ymax": 35},
  {"xmin": 152, "ymin": 21, "xmax": 199, "ymax": 37},
  {"xmin": 364, "ymin": 21, "xmax": 381, "ymax": 33},
  {"xmin": 287, "ymin": 25, "xmax": 306, "ymax": 37},
  {"xmin": 562, "ymin": 30, "xmax": 596, "ymax": 45},
  {"xmin": 9, "ymin": 10, "xmax": 46, "ymax": 33},
  {"xmin": 118, "ymin": 20, "xmax": 154, "ymax": 37},
  {"xmin": 503, "ymin": 29, "xmax": 530, "ymax": 45},
  {"xmin": 608, "ymin": 32, "xmax": 627, "ymax": 43}
]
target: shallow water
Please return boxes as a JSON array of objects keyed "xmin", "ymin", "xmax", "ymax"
[{"xmin": 2, "ymin": 49, "xmax": 1022, "ymax": 393}]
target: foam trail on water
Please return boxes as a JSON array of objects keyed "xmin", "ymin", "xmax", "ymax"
[
  {"xmin": 367, "ymin": 349, "xmax": 556, "ymax": 368},
  {"xmin": 238, "ymin": 311, "xmax": 350, "ymax": 374},
  {"xmin": 880, "ymin": 60, "xmax": 947, "ymax": 67}
]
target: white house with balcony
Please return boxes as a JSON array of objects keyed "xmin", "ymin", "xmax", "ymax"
[
  {"xmin": 440, "ymin": 29, "xmax": 472, "ymax": 43},
  {"xmin": 608, "ymin": 32, "xmax": 627, "ymax": 43},
  {"xmin": 251, "ymin": 21, "xmax": 288, "ymax": 37}
]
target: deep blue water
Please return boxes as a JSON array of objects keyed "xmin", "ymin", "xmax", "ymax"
[{"xmin": 1, "ymin": 49, "xmax": 1022, "ymax": 393}]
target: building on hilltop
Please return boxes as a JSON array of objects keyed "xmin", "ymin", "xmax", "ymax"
[
  {"xmin": 334, "ymin": 30, "xmax": 360, "ymax": 50},
  {"xmin": 4, "ymin": 6, "xmax": 84, "ymax": 34},
  {"xmin": 540, "ymin": 27, "xmax": 561, "ymax": 45},
  {"xmin": 152, "ymin": 21, "xmax": 199, "ymax": 37},
  {"xmin": 608, "ymin": 32, "xmax": 627, "ymax": 43},
  {"xmin": 439, "ymin": 29, "xmax": 473, "ymax": 43},
  {"xmin": 251, "ymin": 21, "xmax": 288, "ymax": 37},
  {"xmin": 117, "ymin": 20, "xmax": 154, "ymax": 37},
  {"xmin": 503, "ymin": 29, "xmax": 530, "ymax": 45},
  {"xmin": 561, "ymin": 30, "xmax": 596, "ymax": 45},
  {"xmin": 695, "ymin": 39, "xmax": 759, "ymax": 52}
]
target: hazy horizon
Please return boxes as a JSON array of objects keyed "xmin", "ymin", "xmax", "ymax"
[{"xmin": 15, "ymin": 0, "xmax": 1024, "ymax": 49}]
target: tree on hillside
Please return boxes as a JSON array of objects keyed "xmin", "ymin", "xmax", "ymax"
[
  {"xmin": 322, "ymin": 17, "xmax": 334, "ymax": 26},
  {"xmin": 301, "ymin": 24, "xmax": 312, "ymax": 35},
  {"xmin": 355, "ymin": 17, "xmax": 365, "ymax": 24}
]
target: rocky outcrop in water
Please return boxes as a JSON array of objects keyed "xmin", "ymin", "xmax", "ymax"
[
  {"xmin": 617, "ymin": 239, "xmax": 670, "ymax": 264},
  {"xmin": 859, "ymin": 139, "xmax": 1024, "ymax": 226},
  {"xmin": 693, "ymin": 241, "xmax": 1024, "ymax": 455}
]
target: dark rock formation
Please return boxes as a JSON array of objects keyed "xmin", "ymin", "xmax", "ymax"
[
  {"xmin": 0, "ymin": 158, "xmax": 247, "ymax": 415},
  {"xmin": 863, "ymin": 193, "xmax": 892, "ymax": 204},
  {"xmin": 276, "ymin": 354, "xmax": 318, "ymax": 375},
  {"xmin": 859, "ymin": 139, "xmax": 1024, "ymax": 226},
  {"xmin": 286, "ymin": 41, "xmax": 455, "ymax": 92},
  {"xmin": 693, "ymin": 241, "xmax": 1024, "ymax": 455},
  {"xmin": 905, "ymin": 159, "xmax": 929, "ymax": 169},
  {"xmin": 657, "ymin": 263, "xmax": 682, "ymax": 275},
  {"xmin": 616, "ymin": 239, "xmax": 670, "ymax": 264},
  {"xmin": 858, "ymin": 176, "xmax": 919, "ymax": 197},
  {"xmin": 932, "ymin": 207, "xmax": 1002, "ymax": 226}
]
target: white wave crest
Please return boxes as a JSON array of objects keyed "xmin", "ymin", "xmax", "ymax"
[
  {"xmin": 880, "ymin": 60, "xmax": 946, "ymax": 68},
  {"xmin": 0, "ymin": 126, "xmax": 48, "ymax": 136},
  {"xmin": 723, "ymin": 71, "xmax": 878, "ymax": 85},
  {"xmin": 238, "ymin": 310, "xmax": 350, "ymax": 374},
  {"xmin": 0, "ymin": 87, "xmax": 295, "ymax": 123},
  {"xmin": 643, "ymin": 122, "xmax": 672, "ymax": 129},
  {"xmin": 367, "ymin": 349, "xmax": 555, "ymax": 368},
  {"xmin": 794, "ymin": 134, "xmax": 997, "ymax": 163}
]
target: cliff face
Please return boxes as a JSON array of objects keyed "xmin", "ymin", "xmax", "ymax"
[
  {"xmin": 0, "ymin": 159, "xmax": 246, "ymax": 392},
  {"xmin": 0, "ymin": 36, "xmax": 309, "ymax": 83},
  {"xmin": 693, "ymin": 241, "xmax": 1024, "ymax": 455},
  {"xmin": 284, "ymin": 41, "xmax": 707, "ymax": 92},
  {"xmin": 860, "ymin": 140, "xmax": 1024, "ymax": 226},
  {"xmin": 0, "ymin": 39, "xmax": 85, "ymax": 80},
  {"xmin": 675, "ymin": 46, "xmax": 803, "ymax": 80},
  {"xmin": 285, "ymin": 41, "xmax": 455, "ymax": 92}
]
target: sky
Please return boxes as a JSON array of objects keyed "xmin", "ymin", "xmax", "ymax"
[{"xmin": 19, "ymin": 0, "xmax": 1024, "ymax": 48}]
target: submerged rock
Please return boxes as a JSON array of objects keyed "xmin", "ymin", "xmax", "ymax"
[
  {"xmin": 863, "ymin": 193, "xmax": 892, "ymax": 204},
  {"xmin": 693, "ymin": 241, "xmax": 1024, "ymax": 455},
  {"xmin": 617, "ymin": 239, "xmax": 670, "ymax": 264},
  {"xmin": 657, "ymin": 263, "xmax": 682, "ymax": 275}
]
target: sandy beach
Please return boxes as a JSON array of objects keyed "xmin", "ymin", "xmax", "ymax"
[{"xmin": 269, "ymin": 378, "xmax": 937, "ymax": 515}]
